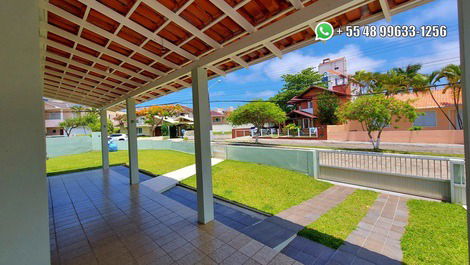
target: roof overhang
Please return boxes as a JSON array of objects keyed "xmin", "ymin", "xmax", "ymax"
[{"xmin": 39, "ymin": 0, "xmax": 432, "ymax": 111}]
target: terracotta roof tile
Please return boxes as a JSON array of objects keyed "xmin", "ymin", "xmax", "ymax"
[{"xmin": 393, "ymin": 89, "xmax": 462, "ymax": 109}]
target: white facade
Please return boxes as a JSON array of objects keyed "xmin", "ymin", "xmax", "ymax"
[{"xmin": 318, "ymin": 57, "xmax": 347, "ymax": 76}]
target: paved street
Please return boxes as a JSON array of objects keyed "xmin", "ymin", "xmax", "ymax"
[{"xmin": 223, "ymin": 137, "xmax": 464, "ymax": 155}]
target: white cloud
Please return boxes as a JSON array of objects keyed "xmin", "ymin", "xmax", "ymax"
[
  {"xmin": 210, "ymin": 91, "xmax": 225, "ymax": 97},
  {"xmin": 405, "ymin": 0, "xmax": 457, "ymax": 26},
  {"xmin": 244, "ymin": 89, "xmax": 277, "ymax": 99},
  {"xmin": 231, "ymin": 44, "xmax": 385, "ymax": 82},
  {"xmin": 389, "ymin": 40, "xmax": 460, "ymax": 73}
]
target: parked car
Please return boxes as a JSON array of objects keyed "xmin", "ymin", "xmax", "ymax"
[{"xmin": 108, "ymin": 133, "xmax": 127, "ymax": 141}]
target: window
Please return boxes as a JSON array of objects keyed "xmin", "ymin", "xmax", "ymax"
[
  {"xmin": 307, "ymin": 101, "xmax": 312, "ymax": 108},
  {"xmin": 47, "ymin": 112, "xmax": 61, "ymax": 120},
  {"xmin": 137, "ymin": 128, "xmax": 143, "ymax": 134},
  {"xmin": 414, "ymin": 111, "xmax": 437, "ymax": 127}
]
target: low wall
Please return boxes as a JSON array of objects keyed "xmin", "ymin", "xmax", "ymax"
[
  {"xmin": 226, "ymin": 145, "xmax": 315, "ymax": 176},
  {"xmin": 327, "ymin": 126, "xmax": 464, "ymax": 144},
  {"xmin": 319, "ymin": 166, "xmax": 450, "ymax": 200},
  {"xmin": 46, "ymin": 136, "xmax": 92, "ymax": 158}
]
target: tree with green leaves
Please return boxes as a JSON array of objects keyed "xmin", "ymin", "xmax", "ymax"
[
  {"xmin": 336, "ymin": 95, "xmax": 418, "ymax": 150},
  {"xmin": 227, "ymin": 101, "xmax": 286, "ymax": 143},
  {"xmin": 437, "ymin": 64, "xmax": 462, "ymax": 129},
  {"xmin": 317, "ymin": 91, "xmax": 340, "ymax": 125},
  {"xmin": 136, "ymin": 105, "xmax": 184, "ymax": 136},
  {"xmin": 59, "ymin": 117, "xmax": 86, "ymax": 137},
  {"xmin": 270, "ymin": 67, "xmax": 325, "ymax": 112},
  {"xmin": 70, "ymin": 105, "xmax": 85, "ymax": 117}
]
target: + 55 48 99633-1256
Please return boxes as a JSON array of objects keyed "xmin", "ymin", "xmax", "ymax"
[{"xmin": 343, "ymin": 24, "xmax": 448, "ymax": 39}]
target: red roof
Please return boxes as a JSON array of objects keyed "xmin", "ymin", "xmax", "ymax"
[
  {"xmin": 287, "ymin": 85, "xmax": 350, "ymax": 104},
  {"xmin": 393, "ymin": 89, "xmax": 462, "ymax": 109},
  {"xmin": 288, "ymin": 110, "xmax": 316, "ymax": 119},
  {"xmin": 210, "ymin": 110, "xmax": 225, "ymax": 116}
]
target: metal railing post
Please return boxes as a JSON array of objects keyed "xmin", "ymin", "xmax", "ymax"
[{"xmin": 450, "ymin": 159, "xmax": 466, "ymax": 204}]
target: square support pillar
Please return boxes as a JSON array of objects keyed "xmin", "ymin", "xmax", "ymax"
[
  {"xmin": 0, "ymin": 1, "xmax": 50, "ymax": 264},
  {"xmin": 100, "ymin": 109, "xmax": 109, "ymax": 170},
  {"xmin": 126, "ymin": 98, "xmax": 139, "ymax": 185},
  {"xmin": 191, "ymin": 67, "xmax": 214, "ymax": 224},
  {"xmin": 458, "ymin": 0, "xmax": 470, "ymax": 260}
]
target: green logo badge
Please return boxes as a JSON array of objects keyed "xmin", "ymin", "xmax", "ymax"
[{"xmin": 315, "ymin": 22, "xmax": 334, "ymax": 41}]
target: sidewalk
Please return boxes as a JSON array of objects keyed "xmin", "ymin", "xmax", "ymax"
[
  {"xmin": 140, "ymin": 158, "xmax": 224, "ymax": 193},
  {"xmin": 224, "ymin": 137, "xmax": 464, "ymax": 155}
]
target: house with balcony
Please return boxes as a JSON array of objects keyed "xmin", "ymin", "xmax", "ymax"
[
  {"xmin": 44, "ymin": 99, "xmax": 78, "ymax": 136},
  {"xmin": 287, "ymin": 86, "xmax": 351, "ymax": 129}
]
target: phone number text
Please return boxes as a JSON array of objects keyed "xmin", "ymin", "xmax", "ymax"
[{"xmin": 344, "ymin": 25, "xmax": 447, "ymax": 38}]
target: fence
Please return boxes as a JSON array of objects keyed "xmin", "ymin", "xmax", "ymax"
[
  {"xmin": 46, "ymin": 135, "xmax": 466, "ymax": 203},
  {"xmin": 318, "ymin": 149, "xmax": 465, "ymax": 201},
  {"xmin": 319, "ymin": 150, "xmax": 450, "ymax": 180}
]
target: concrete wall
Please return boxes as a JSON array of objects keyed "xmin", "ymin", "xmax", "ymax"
[
  {"xmin": 328, "ymin": 125, "xmax": 464, "ymax": 144},
  {"xmin": 0, "ymin": 1, "xmax": 50, "ymax": 264},
  {"xmin": 319, "ymin": 166, "xmax": 450, "ymax": 200},
  {"xmin": 225, "ymin": 145, "xmax": 315, "ymax": 176},
  {"xmin": 46, "ymin": 136, "xmax": 93, "ymax": 158}
]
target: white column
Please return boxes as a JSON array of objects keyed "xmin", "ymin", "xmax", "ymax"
[
  {"xmin": 458, "ymin": 0, "xmax": 470, "ymax": 260},
  {"xmin": 0, "ymin": 1, "xmax": 50, "ymax": 264},
  {"xmin": 126, "ymin": 98, "xmax": 139, "ymax": 184},
  {"xmin": 100, "ymin": 109, "xmax": 109, "ymax": 170},
  {"xmin": 192, "ymin": 67, "xmax": 214, "ymax": 224}
]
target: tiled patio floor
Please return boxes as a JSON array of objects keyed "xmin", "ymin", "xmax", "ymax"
[
  {"xmin": 163, "ymin": 186, "xmax": 264, "ymax": 232},
  {"xmin": 48, "ymin": 168, "xmax": 297, "ymax": 265}
]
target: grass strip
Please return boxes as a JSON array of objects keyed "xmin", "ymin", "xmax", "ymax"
[
  {"xmin": 47, "ymin": 150, "xmax": 194, "ymax": 175},
  {"xmin": 402, "ymin": 200, "xmax": 468, "ymax": 265},
  {"xmin": 298, "ymin": 190, "xmax": 378, "ymax": 249},
  {"xmin": 181, "ymin": 160, "xmax": 332, "ymax": 215}
]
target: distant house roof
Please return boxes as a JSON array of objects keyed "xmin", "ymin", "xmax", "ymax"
[
  {"xmin": 287, "ymin": 85, "xmax": 350, "ymax": 104},
  {"xmin": 326, "ymin": 69, "xmax": 347, "ymax": 77},
  {"xmin": 319, "ymin": 57, "xmax": 345, "ymax": 65},
  {"xmin": 210, "ymin": 110, "xmax": 224, "ymax": 116},
  {"xmin": 393, "ymin": 89, "xmax": 462, "ymax": 109},
  {"xmin": 287, "ymin": 110, "xmax": 317, "ymax": 119},
  {"xmin": 44, "ymin": 99, "xmax": 76, "ymax": 110}
]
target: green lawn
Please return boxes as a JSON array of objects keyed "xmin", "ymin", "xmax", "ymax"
[
  {"xmin": 47, "ymin": 150, "xmax": 194, "ymax": 175},
  {"xmin": 402, "ymin": 200, "xmax": 468, "ymax": 265},
  {"xmin": 298, "ymin": 190, "xmax": 378, "ymax": 249},
  {"xmin": 181, "ymin": 160, "xmax": 332, "ymax": 214}
]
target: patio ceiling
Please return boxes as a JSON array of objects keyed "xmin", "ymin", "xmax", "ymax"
[{"xmin": 40, "ymin": 0, "xmax": 432, "ymax": 111}]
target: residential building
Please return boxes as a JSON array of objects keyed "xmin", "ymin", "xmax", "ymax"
[
  {"xmin": 44, "ymin": 98, "xmax": 119, "ymax": 136},
  {"xmin": 359, "ymin": 89, "xmax": 462, "ymax": 131},
  {"xmin": 44, "ymin": 99, "xmax": 75, "ymax": 135},
  {"xmin": 287, "ymin": 86, "xmax": 351, "ymax": 129},
  {"xmin": 120, "ymin": 105, "xmax": 194, "ymax": 137}
]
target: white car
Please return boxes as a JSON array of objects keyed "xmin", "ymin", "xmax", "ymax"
[{"xmin": 108, "ymin": 133, "xmax": 127, "ymax": 141}]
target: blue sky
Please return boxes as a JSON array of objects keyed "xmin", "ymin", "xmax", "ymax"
[{"xmin": 140, "ymin": 0, "xmax": 459, "ymax": 110}]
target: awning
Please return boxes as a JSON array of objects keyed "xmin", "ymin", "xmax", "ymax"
[
  {"xmin": 40, "ymin": 0, "xmax": 429, "ymax": 110},
  {"xmin": 288, "ymin": 110, "xmax": 316, "ymax": 119}
]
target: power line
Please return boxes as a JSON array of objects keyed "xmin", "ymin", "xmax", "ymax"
[{"xmin": 133, "ymin": 82, "xmax": 458, "ymax": 107}]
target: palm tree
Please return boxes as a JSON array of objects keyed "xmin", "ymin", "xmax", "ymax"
[
  {"xmin": 352, "ymin": 70, "xmax": 383, "ymax": 94},
  {"xmin": 437, "ymin": 64, "xmax": 462, "ymax": 129},
  {"xmin": 413, "ymin": 71, "xmax": 457, "ymax": 129}
]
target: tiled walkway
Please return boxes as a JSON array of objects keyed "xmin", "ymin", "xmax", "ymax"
[
  {"xmin": 330, "ymin": 194, "xmax": 409, "ymax": 265},
  {"xmin": 141, "ymin": 159, "xmax": 224, "ymax": 193},
  {"xmin": 279, "ymin": 191, "xmax": 410, "ymax": 265},
  {"xmin": 48, "ymin": 168, "xmax": 297, "ymax": 265},
  {"xmin": 277, "ymin": 186, "xmax": 356, "ymax": 226},
  {"xmin": 241, "ymin": 186, "xmax": 355, "ymax": 249}
]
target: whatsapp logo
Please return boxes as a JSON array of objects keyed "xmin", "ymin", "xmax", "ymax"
[{"xmin": 315, "ymin": 22, "xmax": 334, "ymax": 41}]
